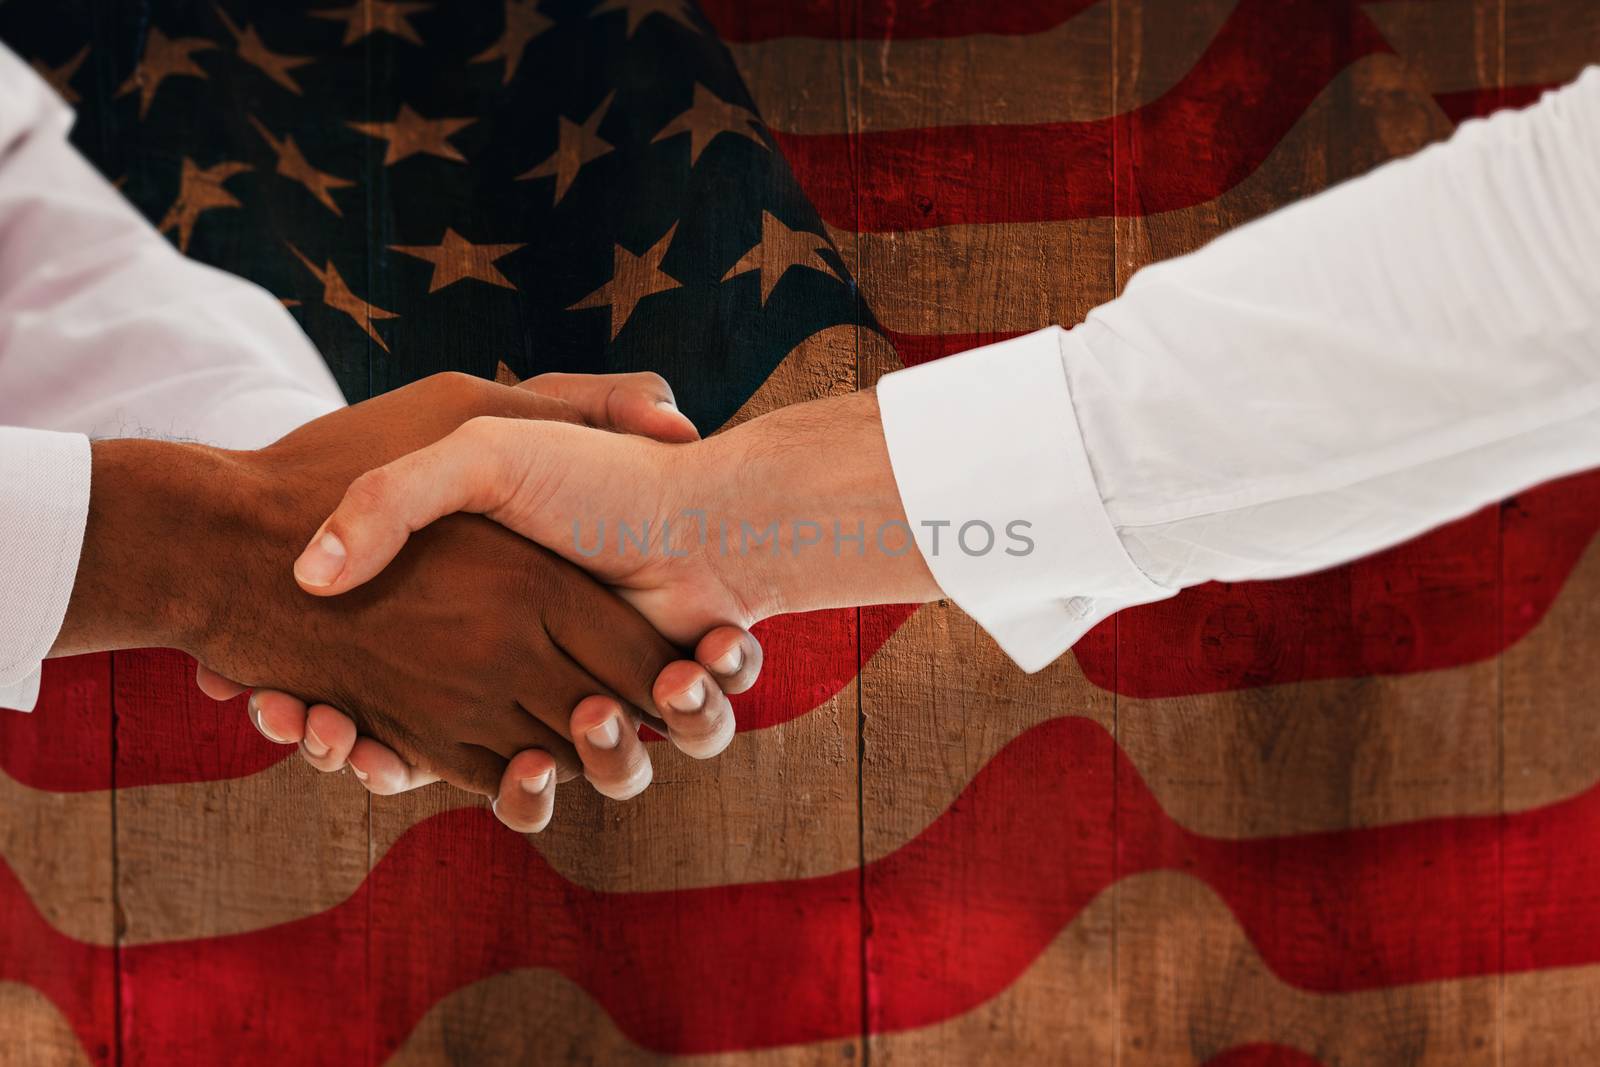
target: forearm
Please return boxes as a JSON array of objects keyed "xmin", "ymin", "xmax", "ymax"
[
  {"xmin": 694, "ymin": 389, "xmax": 941, "ymax": 617},
  {"xmin": 50, "ymin": 439, "xmax": 265, "ymax": 659}
]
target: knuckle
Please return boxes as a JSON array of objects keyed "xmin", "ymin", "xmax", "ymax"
[
  {"xmin": 424, "ymin": 370, "xmax": 484, "ymax": 407},
  {"xmin": 455, "ymin": 418, "xmax": 520, "ymax": 491},
  {"xmin": 624, "ymin": 754, "xmax": 655, "ymax": 796},
  {"xmin": 344, "ymin": 466, "xmax": 394, "ymax": 514},
  {"xmin": 592, "ymin": 755, "xmax": 652, "ymax": 801},
  {"xmin": 673, "ymin": 722, "xmax": 729, "ymax": 760},
  {"xmin": 670, "ymin": 709, "xmax": 717, "ymax": 746},
  {"xmin": 634, "ymin": 370, "xmax": 671, "ymax": 397}
]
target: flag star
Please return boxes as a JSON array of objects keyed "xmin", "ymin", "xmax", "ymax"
[
  {"xmin": 311, "ymin": 1, "xmax": 430, "ymax": 46},
  {"xmin": 723, "ymin": 211, "xmax": 843, "ymax": 305},
  {"xmin": 472, "ymin": 0, "xmax": 552, "ymax": 85},
  {"xmin": 590, "ymin": 0, "xmax": 699, "ymax": 38},
  {"xmin": 31, "ymin": 45, "xmax": 89, "ymax": 105},
  {"xmin": 350, "ymin": 104, "xmax": 475, "ymax": 165},
  {"xmin": 216, "ymin": 7, "xmax": 312, "ymax": 95},
  {"xmin": 390, "ymin": 228, "xmax": 525, "ymax": 292},
  {"xmin": 158, "ymin": 158, "xmax": 250, "ymax": 252},
  {"xmin": 117, "ymin": 29, "xmax": 215, "ymax": 119},
  {"xmin": 569, "ymin": 225, "xmax": 683, "ymax": 341},
  {"xmin": 249, "ymin": 116, "xmax": 354, "ymax": 215},
  {"xmin": 652, "ymin": 83, "xmax": 763, "ymax": 166},
  {"xmin": 518, "ymin": 92, "xmax": 614, "ymax": 205},
  {"xmin": 287, "ymin": 243, "xmax": 398, "ymax": 351}
]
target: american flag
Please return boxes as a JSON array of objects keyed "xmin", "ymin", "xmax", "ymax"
[{"xmin": 3, "ymin": 0, "xmax": 1600, "ymax": 1062}]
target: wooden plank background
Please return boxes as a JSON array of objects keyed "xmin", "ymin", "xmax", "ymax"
[{"xmin": 5, "ymin": 0, "xmax": 1600, "ymax": 1063}]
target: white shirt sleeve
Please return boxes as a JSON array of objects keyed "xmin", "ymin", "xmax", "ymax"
[
  {"xmin": 877, "ymin": 65, "xmax": 1600, "ymax": 673},
  {"xmin": 0, "ymin": 429, "xmax": 89, "ymax": 710},
  {"xmin": 0, "ymin": 42, "xmax": 346, "ymax": 709}
]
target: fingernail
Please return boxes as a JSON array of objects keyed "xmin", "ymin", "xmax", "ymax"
[
  {"xmin": 249, "ymin": 695, "xmax": 290, "ymax": 744},
  {"xmin": 294, "ymin": 530, "xmax": 347, "ymax": 587},
  {"xmin": 258, "ymin": 718, "xmax": 291, "ymax": 745},
  {"xmin": 587, "ymin": 717, "xmax": 621, "ymax": 750},
  {"xmin": 711, "ymin": 645, "xmax": 744, "ymax": 675},
  {"xmin": 655, "ymin": 398, "xmax": 679, "ymax": 412},
  {"xmin": 520, "ymin": 769, "xmax": 553, "ymax": 795},
  {"xmin": 302, "ymin": 722, "xmax": 330, "ymax": 758},
  {"xmin": 668, "ymin": 679, "xmax": 706, "ymax": 714},
  {"xmin": 349, "ymin": 763, "xmax": 368, "ymax": 782}
]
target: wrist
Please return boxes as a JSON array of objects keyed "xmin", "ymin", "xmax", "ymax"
[
  {"xmin": 686, "ymin": 430, "xmax": 790, "ymax": 623},
  {"xmin": 54, "ymin": 440, "xmax": 273, "ymax": 657},
  {"xmin": 695, "ymin": 389, "xmax": 942, "ymax": 619}
]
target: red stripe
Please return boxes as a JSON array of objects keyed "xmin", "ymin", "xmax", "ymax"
[
  {"xmin": 14, "ymin": 714, "xmax": 1600, "ymax": 1060},
  {"xmin": 1081, "ymin": 467, "xmax": 1600, "ymax": 697},
  {"xmin": 698, "ymin": 0, "xmax": 1099, "ymax": 43},
  {"xmin": 772, "ymin": 0, "xmax": 1389, "ymax": 232},
  {"xmin": 879, "ymin": 328, "xmax": 1027, "ymax": 367},
  {"xmin": 1434, "ymin": 83, "xmax": 1557, "ymax": 126},
  {"xmin": 0, "ymin": 859, "xmax": 113, "ymax": 1065},
  {"xmin": 4, "ymin": 655, "xmax": 112, "ymax": 790}
]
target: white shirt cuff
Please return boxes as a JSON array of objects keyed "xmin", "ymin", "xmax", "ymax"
[
  {"xmin": 0, "ymin": 427, "xmax": 91, "ymax": 710},
  {"xmin": 0, "ymin": 669, "xmax": 41, "ymax": 713},
  {"xmin": 876, "ymin": 327, "xmax": 1179, "ymax": 672}
]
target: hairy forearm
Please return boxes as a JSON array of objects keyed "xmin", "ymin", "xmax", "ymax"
[{"xmin": 696, "ymin": 389, "xmax": 942, "ymax": 617}]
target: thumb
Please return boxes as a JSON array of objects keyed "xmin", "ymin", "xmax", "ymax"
[
  {"xmin": 293, "ymin": 416, "xmax": 525, "ymax": 596},
  {"xmin": 518, "ymin": 371, "xmax": 700, "ymax": 443}
]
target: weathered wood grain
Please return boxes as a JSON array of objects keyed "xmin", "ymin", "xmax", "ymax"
[
  {"xmin": 8, "ymin": 523, "xmax": 1591, "ymax": 953},
  {"xmin": 19, "ymin": 2, "xmax": 1593, "ymax": 1065},
  {"xmin": 0, "ymin": 982, "xmax": 98, "ymax": 1067},
  {"xmin": 1108, "ymin": 2, "xmax": 1511, "ymax": 1063},
  {"xmin": 109, "ymin": 648, "xmax": 370, "ymax": 1061},
  {"xmin": 837, "ymin": 4, "xmax": 1114, "ymax": 1060},
  {"xmin": 2, "ymin": 657, "xmax": 113, "ymax": 1066}
]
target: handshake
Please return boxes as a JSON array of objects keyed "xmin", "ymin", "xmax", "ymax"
[{"xmin": 55, "ymin": 371, "xmax": 940, "ymax": 832}]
